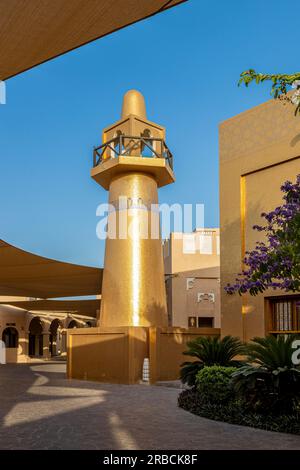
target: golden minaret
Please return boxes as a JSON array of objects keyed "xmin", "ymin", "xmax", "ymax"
[{"xmin": 91, "ymin": 90, "xmax": 175, "ymax": 327}]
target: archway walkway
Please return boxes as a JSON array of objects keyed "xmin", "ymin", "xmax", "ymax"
[
  {"xmin": 0, "ymin": 363, "xmax": 300, "ymax": 450},
  {"xmin": 28, "ymin": 317, "xmax": 43, "ymax": 357}
]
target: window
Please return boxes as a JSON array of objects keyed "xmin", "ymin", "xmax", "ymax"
[
  {"xmin": 198, "ymin": 317, "xmax": 214, "ymax": 328},
  {"xmin": 197, "ymin": 292, "xmax": 215, "ymax": 303},
  {"xmin": 186, "ymin": 277, "xmax": 195, "ymax": 290},
  {"xmin": 183, "ymin": 234, "xmax": 196, "ymax": 254},
  {"xmin": 296, "ymin": 302, "xmax": 300, "ymax": 330},
  {"xmin": 271, "ymin": 298, "xmax": 300, "ymax": 332},
  {"xmin": 2, "ymin": 327, "xmax": 18, "ymax": 348},
  {"xmin": 199, "ymin": 234, "xmax": 213, "ymax": 254}
]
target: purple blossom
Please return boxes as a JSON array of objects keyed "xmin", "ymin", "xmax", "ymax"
[{"xmin": 226, "ymin": 175, "xmax": 300, "ymax": 296}]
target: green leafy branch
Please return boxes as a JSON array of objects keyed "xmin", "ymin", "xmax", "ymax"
[{"xmin": 238, "ymin": 69, "xmax": 300, "ymax": 116}]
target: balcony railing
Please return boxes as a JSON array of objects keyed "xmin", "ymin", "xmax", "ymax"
[{"xmin": 93, "ymin": 135, "xmax": 173, "ymax": 170}]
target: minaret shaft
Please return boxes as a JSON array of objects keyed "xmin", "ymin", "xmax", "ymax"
[
  {"xmin": 67, "ymin": 91, "xmax": 182, "ymax": 385},
  {"xmin": 92, "ymin": 90, "xmax": 175, "ymax": 328},
  {"xmin": 99, "ymin": 172, "xmax": 167, "ymax": 327}
]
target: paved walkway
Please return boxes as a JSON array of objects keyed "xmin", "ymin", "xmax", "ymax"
[{"xmin": 0, "ymin": 362, "xmax": 300, "ymax": 450}]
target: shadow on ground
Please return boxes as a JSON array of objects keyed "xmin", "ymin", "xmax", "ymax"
[{"xmin": 0, "ymin": 362, "xmax": 300, "ymax": 450}]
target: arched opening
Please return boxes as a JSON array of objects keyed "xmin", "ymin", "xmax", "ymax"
[
  {"xmin": 141, "ymin": 128, "xmax": 154, "ymax": 157},
  {"xmin": 67, "ymin": 319, "xmax": 78, "ymax": 329},
  {"xmin": 28, "ymin": 317, "xmax": 43, "ymax": 357},
  {"xmin": 49, "ymin": 319, "xmax": 63, "ymax": 357},
  {"xmin": 2, "ymin": 327, "xmax": 18, "ymax": 349},
  {"xmin": 112, "ymin": 129, "xmax": 124, "ymax": 157}
]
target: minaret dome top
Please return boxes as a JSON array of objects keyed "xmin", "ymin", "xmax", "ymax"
[{"xmin": 121, "ymin": 89, "xmax": 147, "ymax": 119}]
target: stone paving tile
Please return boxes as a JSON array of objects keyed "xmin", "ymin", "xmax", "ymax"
[{"xmin": 0, "ymin": 362, "xmax": 300, "ymax": 450}]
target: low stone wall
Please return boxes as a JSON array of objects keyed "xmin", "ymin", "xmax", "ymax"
[
  {"xmin": 67, "ymin": 326, "xmax": 148, "ymax": 384},
  {"xmin": 149, "ymin": 327, "xmax": 220, "ymax": 383},
  {"xmin": 67, "ymin": 326, "xmax": 220, "ymax": 384},
  {"xmin": 5, "ymin": 347, "xmax": 28, "ymax": 363}
]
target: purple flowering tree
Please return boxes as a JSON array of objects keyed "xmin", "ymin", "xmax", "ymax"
[{"xmin": 225, "ymin": 175, "xmax": 300, "ymax": 296}]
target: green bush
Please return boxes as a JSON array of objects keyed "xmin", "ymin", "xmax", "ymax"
[
  {"xmin": 195, "ymin": 366, "xmax": 237, "ymax": 403},
  {"xmin": 178, "ymin": 335, "xmax": 300, "ymax": 435},
  {"xmin": 178, "ymin": 389, "xmax": 300, "ymax": 435},
  {"xmin": 180, "ymin": 335, "xmax": 246, "ymax": 386},
  {"xmin": 232, "ymin": 335, "xmax": 300, "ymax": 414}
]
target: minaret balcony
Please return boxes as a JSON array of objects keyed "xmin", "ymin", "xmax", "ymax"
[
  {"xmin": 93, "ymin": 134, "xmax": 173, "ymax": 169},
  {"xmin": 91, "ymin": 135, "xmax": 175, "ymax": 189}
]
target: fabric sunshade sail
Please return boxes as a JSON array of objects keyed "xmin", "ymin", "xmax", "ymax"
[
  {"xmin": 0, "ymin": 298, "xmax": 100, "ymax": 318},
  {"xmin": 0, "ymin": 240, "xmax": 102, "ymax": 298},
  {"xmin": 0, "ymin": 0, "xmax": 187, "ymax": 80}
]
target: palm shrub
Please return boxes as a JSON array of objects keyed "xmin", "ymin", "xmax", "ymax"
[
  {"xmin": 180, "ymin": 335, "xmax": 246, "ymax": 386},
  {"xmin": 195, "ymin": 366, "xmax": 237, "ymax": 403},
  {"xmin": 232, "ymin": 335, "xmax": 300, "ymax": 414}
]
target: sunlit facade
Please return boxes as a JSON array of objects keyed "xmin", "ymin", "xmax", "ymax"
[
  {"xmin": 220, "ymin": 96, "xmax": 300, "ymax": 341},
  {"xmin": 163, "ymin": 229, "xmax": 220, "ymax": 328},
  {"xmin": 0, "ymin": 298, "xmax": 96, "ymax": 363}
]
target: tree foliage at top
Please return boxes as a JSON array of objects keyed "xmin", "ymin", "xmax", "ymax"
[{"xmin": 238, "ymin": 69, "xmax": 300, "ymax": 115}]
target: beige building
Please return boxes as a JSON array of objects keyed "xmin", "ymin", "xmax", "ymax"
[
  {"xmin": 220, "ymin": 96, "xmax": 300, "ymax": 341},
  {"xmin": 0, "ymin": 297, "xmax": 96, "ymax": 363},
  {"xmin": 163, "ymin": 229, "xmax": 220, "ymax": 328},
  {"xmin": 0, "ymin": 240, "xmax": 101, "ymax": 363}
]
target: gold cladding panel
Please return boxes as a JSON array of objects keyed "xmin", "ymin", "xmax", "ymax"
[
  {"xmin": 220, "ymin": 95, "xmax": 300, "ymax": 340},
  {"xmin": 99, "ymin": 172, "xmax": 168, "ymax": 327},
  {"xmin": 91, "ymin": 156, "xmax": 175, "ymax": 189}
]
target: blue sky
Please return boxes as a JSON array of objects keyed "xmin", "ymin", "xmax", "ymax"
[{"xmin": 1, "ymin": 0, "xmax": 300, "ymax": 267}]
